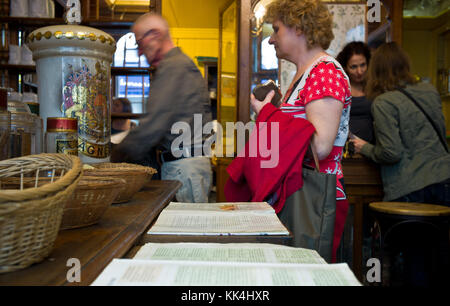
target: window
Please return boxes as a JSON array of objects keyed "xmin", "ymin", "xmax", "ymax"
[{"xmin": 113, "ymin": 33, "xmax": 150, "ymax": 114}]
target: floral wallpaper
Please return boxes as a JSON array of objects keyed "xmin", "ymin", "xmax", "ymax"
[{"xmin": 327, "ymin": 3, "xmax": 366, "ymax": 57}]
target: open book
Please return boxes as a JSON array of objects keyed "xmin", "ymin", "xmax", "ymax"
[
  {"xmin": 91, "ymin": 243, "xmax": 361, "ymax": 286},
  {"xmin": 91, "ymin": 259, "xmax": 361, "ymax": 286},
  {"xmin": 133, "ymin": 242, "xmax": 327, "ymax": 264},
  {"xmin": 147, "ymin": 202, "xmax": 290, "ymax": 236}
]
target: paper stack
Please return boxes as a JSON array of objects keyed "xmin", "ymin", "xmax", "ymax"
[
  {"xmin": 91, "ymin": 243, "xmax": 361, "ymax": 286},
  {"xmin": 147, "ymin": 202, "xmax": 290, "ymax": 236}
]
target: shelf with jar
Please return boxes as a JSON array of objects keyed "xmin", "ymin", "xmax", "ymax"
[{"xmin": 0, "ymin": 64, "xmax": 154, "ymax": 76}]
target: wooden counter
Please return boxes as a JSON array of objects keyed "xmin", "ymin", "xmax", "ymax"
[
  {"xmin": 142, "ymin": 233, "xmax": 292, "ymax": 246},
  {"xmin": 0, "ymin": 180, "xmax": 181, "ymax": 286},
  {"xmin": 342, "ymin": 154, "xmax": 383, "ymax": 282}
]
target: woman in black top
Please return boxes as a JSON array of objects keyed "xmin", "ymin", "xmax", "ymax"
[{"xmin": 337, "ymin": 41, "xmax": 374, "ymax": 143}]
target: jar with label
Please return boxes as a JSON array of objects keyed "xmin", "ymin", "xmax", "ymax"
[{"xmin": 45, "ymin": 117, "xmax": 78, "ymax": 155}]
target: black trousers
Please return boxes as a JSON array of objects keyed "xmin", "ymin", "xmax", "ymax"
[{"xmin": 393, "ymin": 178, "xmax": 450, "ymax": 207}]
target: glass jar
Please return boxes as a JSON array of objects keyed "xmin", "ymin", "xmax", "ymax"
[
  {"xmin": 45, "ymin": 117, "xmax": 78, "ymax": 155},
  {"xmin": 35, "ymin": 116, "xmax": 43, "ymax": 154},
  {"xmin": 29, "ymin": 113, "xmax": 40, "ymax": 155},
  {"xmin": 10, "ymin": 112, "xmax": 33, "ymax": 158},
  {"xmin": 0, "ymin": 111, "xmax": 10, "ymax": 160}
]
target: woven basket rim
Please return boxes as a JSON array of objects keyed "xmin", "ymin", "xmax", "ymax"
[
  {"xmin": 89, "ymin": 162, "xmax": 157, "ymax": 174},
  {"xmin": 83, "ymin": 169, "xmax": 150, "ymax": 176},
  {"xmin": 0, "ymin": 154, "xmax": 82, "ymax": 203}
]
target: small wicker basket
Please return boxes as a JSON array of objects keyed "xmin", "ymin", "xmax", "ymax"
[
  {"xmin": 60, "ymin": 176, "xmax": 125, "ymax": 230},
  {"xmin": 83, "ymin": 163, "xmax": 157, "ymax": 203},
  {"xmin": 0, "ymin": 153, "xmax": 82, "ymax": 274}
]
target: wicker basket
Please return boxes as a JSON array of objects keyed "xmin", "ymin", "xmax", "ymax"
[
  {"xmin": 0, "ymin": 154, "xmax": 82, "ymax": 274},
  {"xmin": 83, "ymin": 163, "xmax": 157, "ymax": 203},
  {"xmin": 60, "ymin": 176, "xmax": 125, "ymax": 230}
]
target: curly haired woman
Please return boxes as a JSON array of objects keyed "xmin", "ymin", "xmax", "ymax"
[{"xmin": 250, "ymin": 0, "xmax": 352, "ymax": 262}]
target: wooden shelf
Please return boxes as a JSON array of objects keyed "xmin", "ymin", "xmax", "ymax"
[
  {"xmin": 0, "ymin": 17, "xmax": 65, "ymax": 28},
  {"xmin": 111, "ymin": 112, "xmax": 143, "ymax": 119},
  {"xmin": 0, "ymin": 65, "xmax": 153, "ymax": 76},
  {"xmin": 82, "ymin": 18, "xmax": 135, "ymax": 29},
  {"xmin": 0, "ymin": 17, "xmax": 137, "ymax": 30},
  {"xmin": 111, "ymin": 67, "xmax": 154, "ymax": 76},
  {"xmin": 0, "ymin": 64, "xmax": 36, "ymax": 74}
]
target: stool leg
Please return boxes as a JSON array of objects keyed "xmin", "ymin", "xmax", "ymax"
[{"xmin": 371, "ymin": 218, "xmax": 385, "ymax": 286}]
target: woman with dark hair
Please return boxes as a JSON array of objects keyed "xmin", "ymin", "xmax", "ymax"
[
  {"xmin": 337, "ymin": 41, "xmax": 374, "ymax": 143},
  {"xmin": 350, "ymin": 42, "xmax": 450, "ymax": 205},
  {"xmin": 111, "ymin": 97, "xmax": 136, "ymax": 135}
]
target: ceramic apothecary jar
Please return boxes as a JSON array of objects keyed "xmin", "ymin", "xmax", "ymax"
[{"xmin": 27, "ymin": 25, "xmax": 116, "ymax": 163}]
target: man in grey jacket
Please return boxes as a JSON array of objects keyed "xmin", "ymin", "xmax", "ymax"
[{"xmin": 111, "ymin": 13, "xmax": 213, "ymax": 203}]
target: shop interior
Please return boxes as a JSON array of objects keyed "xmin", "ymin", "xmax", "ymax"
[{"xmin": 0, "ymin": 0, "xmax": 449, "ymax": 287}]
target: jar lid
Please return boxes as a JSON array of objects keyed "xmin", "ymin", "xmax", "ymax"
[
  {"xmin": 47, "ymin": 117, "xmax": 78, "ymax": 132},
  {"xmin": 27, "ymin": 25, "xmax": 116, "ymax": 59}
]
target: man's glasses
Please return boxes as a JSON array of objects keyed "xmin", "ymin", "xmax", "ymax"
[{"xmin": 135, "ymin": 29, "xmax": 156, "ymax": 47}]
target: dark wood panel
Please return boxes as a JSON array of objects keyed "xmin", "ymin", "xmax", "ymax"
[
  {"xmin": 0, "ymin": 17, "xmax": 65, "ymax": 28},
  {"xmin": 0, "ymin": 180, "xmax": 181, "ymax": 286},
  {"xmin": 142, "ymin": 234, "xmax": 292, "ymax": 246},
  {"xmin": 342, "ymin": 155, "xmax": 383, "ymax": 282}
]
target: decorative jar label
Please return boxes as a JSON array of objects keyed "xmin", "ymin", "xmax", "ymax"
[{"xmin": 62, "ymin": 60, "xmax": 110, "ymax": 159}]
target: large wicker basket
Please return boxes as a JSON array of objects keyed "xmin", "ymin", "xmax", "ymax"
[
  {"xmin": 60, "ymin": 176, "xmax": 125, "ymax": 230},
  {"xmin": 83, "ymin": 163, "xmax": 157, "ymax": 203},
  {"xmin": 0, "ymin": 154, "xmax": 82, "ymax": 274}
]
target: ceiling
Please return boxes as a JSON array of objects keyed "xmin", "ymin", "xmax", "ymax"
[
  {"xmin": 162, "ymin": 0, "xmax": 231, "ymax": 28},
  {"xmin": 96, "ymin": 0, "xmax": 230, "ymax": 27},
  {"xmin": 403, "ymin": 0, "xmax": 450, "ymax": 17}
]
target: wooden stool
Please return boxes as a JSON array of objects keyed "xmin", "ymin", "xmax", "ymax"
[{"xmin": 369, "ymin": 202, "xmax": 450, "ymax": 286}]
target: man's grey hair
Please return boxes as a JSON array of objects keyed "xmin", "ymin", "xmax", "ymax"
[{"xmin": 132, "ymin": 12, "xmax": 171, "ymax": 40}]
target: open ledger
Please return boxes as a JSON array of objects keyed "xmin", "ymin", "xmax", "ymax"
[
  {"xmin": 91, "ymin": 243, "xmax": 361, "ymax": 286},
  {"xmin": 133, "ymin": 243, "xmax": 327, "ymax": 264},
  {"xmin": 147, "ymin": 202, "xmax": 290, "ymax": 236}
]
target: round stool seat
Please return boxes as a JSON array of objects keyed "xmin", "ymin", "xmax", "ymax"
[
  {"xmin": 369, "ymin": 202, "xmax": 450, "ymax": 217},
  {"xmin": 368, "ymin": 201, "xmax": 450, "ymax": 286}
]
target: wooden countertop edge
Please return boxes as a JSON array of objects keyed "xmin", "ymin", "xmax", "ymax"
[{"xmin": 70, "ymin": 180, "xmax": 182, "ymax": 286}]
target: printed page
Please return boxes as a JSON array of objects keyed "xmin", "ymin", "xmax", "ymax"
[
  {"xmin": 163, "ymin": 202, "xmax": 274, "ymax": 213},
  {"xmin": 133, "ymin": 242, "xmax": 327, "ymax": 264},
  {"xmin": 147, "ymin": 210, "xmax": 289, "ymax": 235},
  {"xmin": 91, "ymin": 259, "xmax": 361, "ymax": 286}
]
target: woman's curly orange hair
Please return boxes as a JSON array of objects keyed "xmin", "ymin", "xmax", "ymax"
[{"xmin": 265, "ymin": 0, "xmax": 334, "ymax": 50}]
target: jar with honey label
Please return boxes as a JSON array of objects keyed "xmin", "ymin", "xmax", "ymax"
[{"xmin": 45, "ymin": 117, "xmax": 78, "ymax": 155}]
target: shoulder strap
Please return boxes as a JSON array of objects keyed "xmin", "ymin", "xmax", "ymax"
[
  {"xmin": 308, "ymin": 140, "xmax": 321, "ymax": 172},
  {"xmin": 397, "ymin": 87, "xmax": 449, "ymax": 153}
]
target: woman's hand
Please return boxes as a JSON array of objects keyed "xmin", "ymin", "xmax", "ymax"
[
  {"xmin": 349, "ymin": 134, "xmax": 367, "ymax": 154},
  {"xmin": 250, "ymin": 90, "xmax": 275, "ymax": 116}
]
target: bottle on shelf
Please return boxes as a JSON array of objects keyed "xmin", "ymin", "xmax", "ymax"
[{"xmin": 0, "ymin": 86, "xmax": 10, "ymax": 160}]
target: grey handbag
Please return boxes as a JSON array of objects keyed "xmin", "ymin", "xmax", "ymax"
[{"xmin": 277, "ymin": 144, "xmax": 336, "ymax": 263}]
